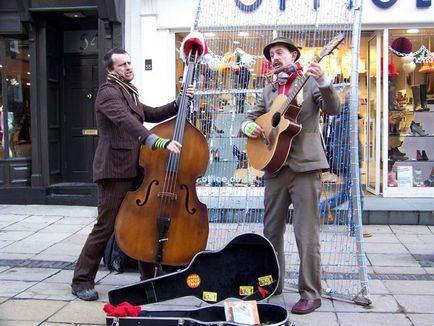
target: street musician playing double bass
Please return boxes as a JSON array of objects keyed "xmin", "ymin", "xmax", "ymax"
[
  {"xmin": 71, "ymin": 48, "xmax": 194, "ymax": 301},
  {"xmin": 240, "ymin": 37, "xmax": 341, "ymax": 314}
]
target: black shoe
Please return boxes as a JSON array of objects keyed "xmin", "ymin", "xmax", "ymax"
[
  {"xmin": 72, "ymin": 288, "xmax": 99, "ymax": 301},
  {"xmin": 388, "ymin": 147, "xmax": 408, "ymax": 161},
  {"xmin": 421, "ymin": 150, "xmax": 429, "ymax": 161}
]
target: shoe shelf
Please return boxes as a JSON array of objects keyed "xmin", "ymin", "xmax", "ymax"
[{"xmin": 387, "ymin": 109, "xmax": 434, "ymax": 191}]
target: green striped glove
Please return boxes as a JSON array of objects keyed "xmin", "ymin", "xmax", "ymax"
[
  {"xmin": 152, "ymin": 137, "xmax": 171, "ymax": 150},
  {"xmin": 244, "ymin": 121, "xmax": 258, "ymax": 137}
]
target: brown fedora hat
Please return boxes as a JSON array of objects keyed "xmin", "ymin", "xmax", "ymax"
[{"xmin": 263, "ymin": 37, "xmax": 301, "ymax": 61}]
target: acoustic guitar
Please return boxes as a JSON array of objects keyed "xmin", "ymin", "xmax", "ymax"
[{"xmin": 246, "ymin": 33, "xmax": 345, "ymax": 173}]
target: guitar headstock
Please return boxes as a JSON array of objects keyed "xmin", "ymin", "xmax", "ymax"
[{"xmin": 318, "ymin": 33, "xmax": 345, "ymax": 60}]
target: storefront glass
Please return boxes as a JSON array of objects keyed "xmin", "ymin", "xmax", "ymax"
[
  {"xmin": 385, "ymin": 28, "xmax": 434, "ymax": 193},
  {"xmin": 0, "ymin": 61, "xmax": 3, "ymax": 157},
  {"xmin": 4, "ymin": 38, "xmax": 31, "ymax": 158}
]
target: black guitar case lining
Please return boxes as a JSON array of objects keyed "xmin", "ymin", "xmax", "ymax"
[
  {"xmin": 108, "ymin": 233, "xmax": 279, "ymax": 306},
  {"xmin": 106, "ymin": 303, "xmax": 291, "ymax": 325}
]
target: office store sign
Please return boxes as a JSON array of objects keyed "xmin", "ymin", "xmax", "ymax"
[{"xmin": 372, "ymin": 0, "xmax": 431, "ymax": 9}]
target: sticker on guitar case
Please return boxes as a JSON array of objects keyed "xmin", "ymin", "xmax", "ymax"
[
  {"xmin": 258, "ymin": 275, "xmax": 273, "ymax": 286},
  {"xmin": 186, "ymin": 273, "xmax": 201, "ymax": 288},
  {"xmin": 202, "ymin": 291, "xmax": 218, "ymax": 302},
  {"xmin": 239, "ymin": 286, "xmax": 254, "ymax": 296}
]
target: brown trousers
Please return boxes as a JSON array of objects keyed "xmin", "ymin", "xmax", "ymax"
[
  {"xmin": 71, "ymin": 177, "xmax": 154, "ymax": 291},
  {"xmin": 263, "ymin": 167, "xmax": 322, "ymax": 299}
]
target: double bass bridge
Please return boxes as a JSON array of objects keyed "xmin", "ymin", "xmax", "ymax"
[{"xmin": 158, "ymin": 192, "xmax": 177, "ymax": 200}]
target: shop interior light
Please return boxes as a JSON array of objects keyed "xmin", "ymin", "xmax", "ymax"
[
  {"xmin": 407, "ymin": 29, "xmax": 419, "ymax": 34},
  {"xmin": 238, "ymin": 32, "xmax": 249, "ymax": 37},
  {"xmin": 204, "ymin": 32, "xmax": 216, "ymax": 37},
  {"xmin": 233, "ymin": 40, "xmax": 241, "ymax": 44},
  {"xmin": 64, "ymin": 12, "xmax": 86, "ymax": 18}
]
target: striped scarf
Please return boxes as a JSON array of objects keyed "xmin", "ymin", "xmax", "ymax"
[{"xmin": 107, "ymin": 72, "xmax": 139, "ymax": 105}]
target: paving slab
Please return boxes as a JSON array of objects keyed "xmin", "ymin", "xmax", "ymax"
[
  {"xmin": 366, "ymin": 279, "xmax": 392, "ymax": 295},
  {"xmin": 337, "ymin": 312, "xmax": 412, "ymax": 325},
  {"xmin": 333, "ymin": 294, "xmax": 398, "ymax": 312},
  {"xmin": 367, "ymin": 253, "xmax": 420, "ymax": 267},
  {"xmin": 0, "ymin": 321, "xmax": 38, "ymax": 326},
  {"xmin": 394, "ymin": 295, "xmax": 434, "ymax": 313},
  {"xmin": 48, "ymin": 300, "xmax": 105, "ymax": 325},
  {"xmin": 1, "ymin": 240, "xmax": 55, "ymax": 255},
  {"xmin": 0, "ymin": 280, "xmax": 35, "ymax": 297},
  {"xmin": 98, "ymin": 270, "xmax": 141, "ymax": 286},
  {"xmin": 0, "ymin": 205, "xmax": 97, "ymax": 217},
  {"xmin": 0, "ymin": 231, "xmax": 34, "ymax": 241},
  {"xmin": 0, "ymin": 267, "xmax": 59, "ymax": 282},
  {"xmin": 383, "ymin": 280, "xmax": 434, "ymax": 295},
  {"xmin": 15, "ymin": 281, "xmax": 76, "ymax": 301},
  {"xmin": 363, "ymin": 233, "xmax": 401, "ymax": 243},
  {"xmin": 372, "ymin": 266, "xmax": 427, "ymax": 275},
  {"xmin": 2, "ymin": 221, "xmax": 48, "ymax": 232},
  {"xmin": 407, "ymin": 313, "xmax": 434, "ymax": 326},
  {"xmin": 289, "ymin": 311, "xmax": 338, "ymax": 326},
  {"xmin": 364, "ymin": 242, "xmax": 409, "ymax": 254},
  {"xmin": 0, "ymin": 299, "xmax": 67, "ymax": 323},
  {"xmin": 395, "ymin": 234, "xmax": 434, "ymax": 245},
  {"xmin": 19, "ymin": 215, "xmax": 65, "ymax": 224},
  {"xmin": 390, "ymin": 225, "xmax": 433, "ymax": 235}
]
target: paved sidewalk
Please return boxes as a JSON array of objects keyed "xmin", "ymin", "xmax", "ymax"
[{"xmin": 0, "ymin": 205, "xmax": 433, "ymax": 326}]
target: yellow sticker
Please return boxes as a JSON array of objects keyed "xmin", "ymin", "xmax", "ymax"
[
  {"xmin": 258, "ymin": 275, "xmax": 273, "ymax": 287},
  {"xmin": 186, "ymin": 273, "xmax": 201, "ymax": 289},
  {"xmin": 202, "ymin": 291, "xmax": 218, "ymax": 302},
  {"xmin": 239, "ymin": 286, "xmax": 254, "ymax": 296}
]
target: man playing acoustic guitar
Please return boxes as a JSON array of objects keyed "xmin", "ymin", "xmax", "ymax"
[{"xmin": 240, "ymin": 37, "xmax": 341, "ymax": 314}]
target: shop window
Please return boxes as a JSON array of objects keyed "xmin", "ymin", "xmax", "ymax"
[
  {"xmin": 0, "ymin": 62, "xmax": 3, "ymax": 157},
  {"xmin": 3, "ymin": 38, "xmax": 31, "ymax": 159}
]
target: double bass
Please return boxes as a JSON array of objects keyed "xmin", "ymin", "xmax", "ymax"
[{"xmin": 115, "ymin": 32, "xmax": 210, "ymax": 267}]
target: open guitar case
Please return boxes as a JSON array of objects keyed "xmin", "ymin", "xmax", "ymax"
[{"xmin": 106, "ymin": 233, "xmax": 291, "ymax": 326}]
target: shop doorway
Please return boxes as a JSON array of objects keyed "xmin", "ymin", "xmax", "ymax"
[
  {"xmin": 63, "ymin": 54, "xmax": 98, "ymax": 182},
  {"xmin": 365, "ymin": 31, "xmax": 382, "ymax": 194}
]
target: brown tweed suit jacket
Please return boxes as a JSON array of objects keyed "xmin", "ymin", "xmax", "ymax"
[{"xmin": 92, "ymin": 81, "xmax": 178, "ymax": 182}]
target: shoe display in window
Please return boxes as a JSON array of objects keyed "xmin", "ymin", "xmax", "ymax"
[
  {"xmin": 421, "ymin": 150, "xmax": 429, "ymax": 161},
  {"xmin": 416, "ymin": 150, "xmax": 423, "ymax": 161}
]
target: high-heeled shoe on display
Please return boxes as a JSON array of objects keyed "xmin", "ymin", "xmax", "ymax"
[{"xmin": 410, "ymin": 121, "xmax": 428, "ymax": 136}]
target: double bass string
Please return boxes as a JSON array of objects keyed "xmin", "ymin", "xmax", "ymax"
[{"xmin": 159, "ymin": 51, "xmax": 198, "ymax": 217}]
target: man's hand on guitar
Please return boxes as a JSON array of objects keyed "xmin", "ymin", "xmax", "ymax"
[
  {"xmin": 243, "ymin": 121, "xmax": 265, "ymax": 138},
  {"xmin": 306, "ymin": 62, "xmax": 331, "ymax": 87},
  {"xmin": 306, "ymin": 62, "xmax": 323, "ymax": 80}
]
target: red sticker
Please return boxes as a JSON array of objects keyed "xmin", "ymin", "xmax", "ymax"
[{"xmin": 186, "ymin": 273, "xmax": 201, "ymax": 288}]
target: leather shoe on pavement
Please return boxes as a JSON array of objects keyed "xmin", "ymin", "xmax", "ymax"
[
  {"xmin": 291, "ymin": 298, "xmax": 321, "ymax": 314},
  {"xmin": 72, "ymin": 288, "xmax": 99, "ymax": 301}
]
